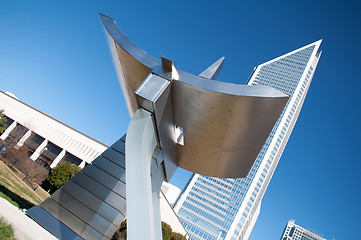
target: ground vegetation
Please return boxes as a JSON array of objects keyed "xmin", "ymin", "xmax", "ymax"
[
  {"xmin": 0, "ymin": 160, "xmax": 49, "ymax": 209},
  {"xmin": 111, "ymin": 220, "xmax": 186, "ymax": 240},
  {"xmin": 46, "ymin": 162, "xmax": 81, "ymax": 189},
  {"xmin": 0, "ymin": 217, "xmax": 16, "ymax": 240}
]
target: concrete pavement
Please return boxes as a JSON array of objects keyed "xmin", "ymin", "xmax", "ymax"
[{"xmin": 0, "ymin": 197, "xmax": 58, "ymax": 240}]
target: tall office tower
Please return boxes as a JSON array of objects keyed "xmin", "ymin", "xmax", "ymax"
[
  {"xmin": 280, "ymin": 220, "xmax": 326, "ymax": 240},
  {"xmin": 174, "ymin": 41, "xmax": 322, "ymax": 240}
]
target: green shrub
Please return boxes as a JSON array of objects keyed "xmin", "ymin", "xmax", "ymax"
[
  {"xmin": 112, "ymin": 219, "xmax": 126, "ymax": 240},
  {"xmin": 0, "ymin": 217, "xmax": 16, "ymax": 240},
  {"xmin": 161, "ymin": 222, "xmax": 173, "ymax": 240},
  {"xmin": 111, "ymin": 220, "xmax": 186, "ymax": 240},
  {"xmin": 46, "ymin": 162, "xmax": 81, "ymax": 189},
  {"xmin": 171, "ymin": 232, "xmax": 186, "ymax": 240}
]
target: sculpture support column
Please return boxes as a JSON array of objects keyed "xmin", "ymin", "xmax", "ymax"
[
  {"xmin": 126, "ymin": 108, "xmax": 163, "ymax": 240},
  {"xmin": 151, "ymin": 162, "xmax": 165, "ymax": 240}
]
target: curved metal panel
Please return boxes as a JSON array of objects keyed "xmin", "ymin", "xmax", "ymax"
[
  {"xmin": 100, "ymin": 14, "xmax": 289, "ymax": 178},
  {"xmin": 99, "ymin": 14, "xmax": 160, "ymax": 68},
  {"xmin": 175, "ymin": 68, "xmax": 287, "ymax": 98},
  {"xmin": 173, "ymin": 80, "xmax": 288, "ymax": 177},
  {"xmin": 99, "ymin": 14, "xmax": 160, "ymax": 116}
]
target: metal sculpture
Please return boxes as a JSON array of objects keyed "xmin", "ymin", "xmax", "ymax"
[
  {"xmin": 99, "ymin": 13, "xmax": 288, "ymax": 240},
  {"xmin": 28, "ymin": 14, "xmax": 289, "ymax": 240}
]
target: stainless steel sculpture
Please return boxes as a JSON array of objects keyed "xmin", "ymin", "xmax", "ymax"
[
  {"xmin": 99, "ymin": 14, "xmax": 288, "ymax": 179},
  {"xmin": 28, "ymin": 14, "xmax": 289, "ymax": 240},
  {"xmin": 99, "ymin": 13, "xmax": 288, "ymax": 240}
]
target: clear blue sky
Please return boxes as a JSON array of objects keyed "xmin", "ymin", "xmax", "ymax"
[{"xmin": 1, "ymin": 1, "xmax": 360, "ymax": 239}]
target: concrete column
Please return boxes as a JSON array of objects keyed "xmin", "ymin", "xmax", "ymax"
[
  {"xmin": 0, "ymin": 121, "xmax": 17, "ymax": 140},
  {"xmin": 15, "ymin": 129, "xmax": 32, "ymax": 149},
  {"xmin": 49, "ymin": 149, "xmax": 66, "ymax": 169},
  {"xmin": 30, "ymin": 139, "xmax": 48, "ymax": 161},
  {"xmin": 79, "ymin": 160, "xmax": 86, "ymax": 169}
]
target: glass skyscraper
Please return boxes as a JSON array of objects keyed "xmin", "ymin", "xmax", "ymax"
[
  {"xmin": 280, "ymin": 220, "xmax": 326, "ymax": 240},
  {"xmin": 174, "ymin": 41, "xmax": 322, "ymax": 240}
]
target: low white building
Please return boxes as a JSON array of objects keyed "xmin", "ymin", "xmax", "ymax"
[
  {"xmin": 0, "ymin": 90, "xmax": 107, "ymax": 169},
  {"xmin": 0, "ymin": 90, "xmax": 188, "ymax": 238}
]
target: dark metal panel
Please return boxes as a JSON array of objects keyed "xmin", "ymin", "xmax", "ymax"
[
  {"xmin": 50, "ymin": 190, "xmax": 115, "ymax": 235},
  {"xmin": 41, "ymin": 198, "xmax": 88, "ymax": 236},
  {"xmin": 71, "ymin": 173, "xmax": 126, "ymax": 214},
  {"xmin": 62, "ymin": 181, "xmax": 125, "ymax": 225},
  {"xmin": 87, "ymin": 215, "xmax": 117, "ymax": 239},
  {"xmin": 101, "ymin": 148, "xmax": 126, "ymax": 168},
  {"xmin": 82, "ymin": 165, "xmax": 126, "ymax": 197},
  {"xmin": 91, "ymin": 156, "xmax": 126, "ymax": 182},
  {"xmin": 80, "ymin": 226, "xmax": 106, "ymax": 240},
  {"xmin": 110, "ymin": 139, "xmax": 125, "ymax": 154},
  {"xmin": 120, "ymin": 134, "xmax": 126, "ymax": 142},
  {"xmin": 26, "ymin": 206, "xmax": 84, "ymax": 240}
]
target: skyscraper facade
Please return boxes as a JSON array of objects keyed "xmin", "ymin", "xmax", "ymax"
[
  {"xmin": 281, "ymin": 220, "xmax": 326, "ymax": 240},
  {"xmin": 174, "ymin": 41, "xmax": 322, "ymax": 240}
]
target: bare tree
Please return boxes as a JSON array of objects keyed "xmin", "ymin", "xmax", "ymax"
[{"xmin": 1, "ymin": 121, "xmax": 50, "ymax": 186}]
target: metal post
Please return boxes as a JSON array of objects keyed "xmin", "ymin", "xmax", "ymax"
[
  {"xmin": 125, "ymin": 108, "xmax": 163, "ymax": 240},
  {"xmin": 151, "ymin": 163, "xmax": 165, "ymax": 240}
]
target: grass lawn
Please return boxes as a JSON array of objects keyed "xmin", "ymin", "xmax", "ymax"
[
  {"xmin": 0, "ymin": 160, "xmax": 49, "ymax": 209},
  {"xmin": 0, "ymin": 217, "xmax": 16, "ymax": 240}
]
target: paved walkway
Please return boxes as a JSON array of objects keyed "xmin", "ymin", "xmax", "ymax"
[{"xmin": 0, "ymin": 197, "xmax": 58, "ymax": 240}]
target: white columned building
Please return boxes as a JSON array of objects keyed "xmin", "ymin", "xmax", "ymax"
[
  {"xmin": 0, "ymin": 90, "xmax": 108, "ymax": 168},
  {"xmin": 1, "ymin": 90, "xmax": 189, "ymax": 239}
]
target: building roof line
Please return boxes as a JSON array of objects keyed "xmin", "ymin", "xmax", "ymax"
[
  {"xmin": 256, "ymin": 40, "xmax": 322, "ymax": 68},
  {"xmin": 0, "ymin": 90, "xmax": 108, "ymax": 148}
]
